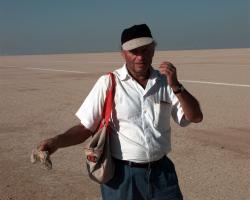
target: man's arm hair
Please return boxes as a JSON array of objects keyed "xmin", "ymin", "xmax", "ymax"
[{"xmin": 55, "ymin": 124, "xmax": 92, "ymax": 148}]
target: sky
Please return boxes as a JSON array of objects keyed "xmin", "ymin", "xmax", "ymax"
[{"xmin": 0, "ymin": 0, "xmax": 249, "ymax": 55}]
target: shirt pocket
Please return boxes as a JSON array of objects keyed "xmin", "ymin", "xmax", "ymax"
[{"xmin": 153, "ymin": 100, "xmax": 171, "ymax": 131}]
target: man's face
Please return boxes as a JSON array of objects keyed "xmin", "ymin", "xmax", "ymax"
[{"xmin": 121, "ymin": 43, "xmax": 155, "ymax": 76}]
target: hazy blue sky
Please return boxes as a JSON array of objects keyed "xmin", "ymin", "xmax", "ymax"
[{"xmin": 0, "ymin": 0, "xmax": 249, "ymax": 55}]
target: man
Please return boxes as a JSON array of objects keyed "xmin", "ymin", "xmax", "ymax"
[{"xmin": 38, "ymin": 24, "xmax": 203, "ymax": 200}]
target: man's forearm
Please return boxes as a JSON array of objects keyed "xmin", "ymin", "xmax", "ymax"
[
  {"xmin": 55, "ymin": 124, "xmax": 92, "ymax": 148},
  {"xmin": 175, "ymin": 89, "xmax": 203, "ymax": 123}
]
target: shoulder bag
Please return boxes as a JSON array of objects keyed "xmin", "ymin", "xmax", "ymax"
[{"xmin": 84, "ymin": 72, "xmax": 116, "ymax": 184}]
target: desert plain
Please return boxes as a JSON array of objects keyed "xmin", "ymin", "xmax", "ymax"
[{"xmin": 0, "ymin": 48, "xmax": 249, "ymax": 200}]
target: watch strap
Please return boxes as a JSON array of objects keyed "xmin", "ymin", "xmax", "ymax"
[{"xmin": 173, "ymin": 84, "xmax": 184, "ymax": 94}]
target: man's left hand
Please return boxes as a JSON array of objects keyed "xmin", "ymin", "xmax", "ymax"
[{"xmin": 159, "ymin": 62, "xmax": 180, "ymax": 88}]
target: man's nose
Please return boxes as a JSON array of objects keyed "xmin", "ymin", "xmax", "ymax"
[{"xmin": 136, "ymin": 54, "xmax": 144, "ymax": 60}]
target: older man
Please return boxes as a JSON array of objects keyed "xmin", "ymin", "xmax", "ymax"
[{"xmin": 38, "ymin": 24, "xmax": 203, "ymax": 200}]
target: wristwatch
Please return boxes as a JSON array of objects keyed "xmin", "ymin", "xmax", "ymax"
[{"xmin": 173, "ymin": 84, "xmax": 185, "ymax": 94}]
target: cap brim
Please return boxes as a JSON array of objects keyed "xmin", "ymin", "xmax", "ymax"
[{"xmin": 122, "ymin": 37, "xmax": 153, "ymax": 51}]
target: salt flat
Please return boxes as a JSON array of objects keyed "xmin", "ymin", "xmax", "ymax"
[{"xmin": 0, "ymin": 48, "xmax": 249, "ymax": 200}]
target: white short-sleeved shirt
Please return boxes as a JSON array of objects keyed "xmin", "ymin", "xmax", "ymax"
[{"xmin": 76, "ymin": 64, "xmax": 190, "ymax": 163}]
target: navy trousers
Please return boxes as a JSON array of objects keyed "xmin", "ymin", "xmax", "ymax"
[{"xmin": 101, "ymin": 156, "xmax": 183, "ymax": 200}]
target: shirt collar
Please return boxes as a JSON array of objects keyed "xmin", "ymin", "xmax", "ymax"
[
  {"xmin": 149, "ymin": 67, "xmax": 161, "ymax": 81},
  {"xmin": 116, "ymin": 64, "xmax": 131, "ymax": 81}
]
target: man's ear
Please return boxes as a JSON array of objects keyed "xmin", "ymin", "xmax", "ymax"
[
  {"xmin": 120, "ymin": 50, "xmax": 125, "ymax": 59},
  {"xmin": 152, "ymin": 42, "xmax": 156, "ymax": 57}
]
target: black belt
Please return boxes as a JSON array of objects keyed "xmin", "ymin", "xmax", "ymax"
[{"xmin": 113, "ymin": 156, "xmax": 165, "ymax": 168}]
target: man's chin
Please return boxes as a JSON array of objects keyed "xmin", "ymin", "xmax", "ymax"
[
  {"xmin": 135, "ymin": 65, "xmax": 150, "ymax": 74},
  {"xmin": 135, "ymin": 63, "xmax": 147, "ymax": 69}
]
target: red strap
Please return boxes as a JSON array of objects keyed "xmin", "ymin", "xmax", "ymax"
[{"xmin": 99, "ymin": 72, "xmax": 116, "ymax": 129}]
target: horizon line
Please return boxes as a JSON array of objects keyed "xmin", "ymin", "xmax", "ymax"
[{"xmin": 0, "ymin": 47, "xmax": 249, "ymax": 57}]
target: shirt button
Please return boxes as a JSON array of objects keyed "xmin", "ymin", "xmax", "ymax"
[{"xmin": 143, "ymin": 109, "xmax": 147, "ymax": 113}]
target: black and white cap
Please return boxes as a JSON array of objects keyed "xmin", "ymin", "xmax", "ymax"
[{"xmin": 121, "ymin": 24, "xmax": 154, "ymax": 51}]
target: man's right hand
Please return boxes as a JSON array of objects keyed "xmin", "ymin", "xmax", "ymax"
[{"xmin": 38, "ymin": 137, "xmax": 58, "ymax": 155}]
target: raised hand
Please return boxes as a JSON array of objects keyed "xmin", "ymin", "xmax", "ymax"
[{"xmin": 159, "ymin": 61, "xmax": 180, "ymax": 88}]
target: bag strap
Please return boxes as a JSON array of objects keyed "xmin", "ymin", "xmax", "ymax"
[{"xmin": 99, "ymin": 72, "xmax": 116, "ymax": 129}]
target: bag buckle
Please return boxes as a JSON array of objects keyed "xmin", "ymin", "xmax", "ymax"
[{"xmin": 87, "ymin": 155, "xmax": 97, "ymax": 163}]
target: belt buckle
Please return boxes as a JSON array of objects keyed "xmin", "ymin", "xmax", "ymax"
[{"xmin": 128, "ymin": 161, "xmax": 133, "ymax": 167}]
